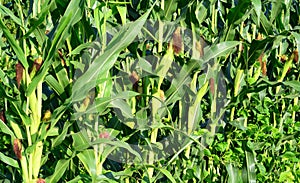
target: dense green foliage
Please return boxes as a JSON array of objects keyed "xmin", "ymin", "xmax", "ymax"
[{"xmin": 0, "ymin": 0, "xmax": 300, "ymax": 182}]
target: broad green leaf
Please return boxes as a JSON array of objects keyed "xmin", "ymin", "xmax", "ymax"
[
  {"xmin": 283, "ymin": 81, "xmax": 300, "ymax": 92},
  {"xmin": 86, "ymin": 91, "xmax": 139, "ymax": 114},
  {"xmin": 9, "ymin": 120, "xmax": 23, "ymax": 139},
  {"xmin": 32, "ymin": 141, "xmax": 43, "ymax": 178},
  {"xmin": 77, "ymin": 149, "xmax": 97, "ymax": 177},
  {"xmin": 156, "ymin": 168, "xmax": 176, "ymax": 183},
  {"xmin": 110, "ymin": 99, "xmax": 133, "ymax": 118},
  {"xmin": 72, "ymin": 132, "xmax": 91, "ymax": 151},
  {"xmin": 279, "ymin": 171, "xmax": 295, "ymax": 182},
  {"xmin": 49, "ymin": 98, "xmax": 71, "ymax": 129},
  {"xmin": 89, "ymin": 97, "xmax": 111, "ymax": 115},
  {"xmin": 0, "ymin": 68, "xmax": 5, "ymax": 81},
  {"xmin": 27, "ymin": 0, "xmax": 84, "ymax": 96},
  {"xmin": 45, "ymin": 75, "xmax": 65, "ymax": 96},
  {"xmin": 0, "ymin": 85, "xmax": 16, "ymax": 101},
  {"xmin": 52, "ymin": 61, "xmax": 69, "ymax": 89},
  {"xmin": 92, "ymin": 139, "xmax": 142, "ymax": 161},
  {"xmin": 72, "ymin": 7, "xmax": 152, "ymax": 102},
  {"xmin": 69, "ymin": 42, "xmax": 97, "ymax": 55},
  {"xmin": 39, "ymin": 123, "xmax": 58, "ymax": 140},
  {"xmin": 225, "ymin": 163, "xmax": 242, "ymax": 183},
  {"xmin": 117, "ymin": 6, "xmax": 127, "ymax": 25},
  {"xmin": 0, "ymin": 119, "xmax": 15, "ymax": 139},
  {"xmin": 0, "ymin": 19, "xmax": 28, "ymax": 69},
  {"xmin": 52, "ymin": 121, "xmax": 72, "ymax": 147},
  {"xmin": 251, "ymin": 0, "xmax": 261, "ymax": 26},
  {"xmin": 202, "ymin": 41, "xmax": 240, "ymax": 62},
  {"xmin": 165, "ymin": 60, "xmax": 198, "ymax": 104},
  {"xmin": 66, "ymin": 176, "xmax": 82, "ymax": 183},
  {"xmin": 156, "ymin": 47, "xmax": 174, "ymax": 82},
  {"xmin": 164, "ymin": 0, "xmax": 178, "ymax": 20},
  {"xmin": 0, "ymin": 4, "xmax": 22, "ymax": 26},
  {"xmin": 195, "ymin": 3, "xmax": 207, "ymax": 24},
  {"xmin": 227, "ymin": 0, "xmax": 251, "ymax": 26},
  {"xmin": 23, "ymin": 0, "xmax": 56, "ymax": 39},
  {"xmin": 45, "ymin": 159, "xmax": 71, "ymax": 183},
  {"xmin": 248, "ymin": 37, "xmax": 275, "ymax": 66},
  {"xmin": 0, "ymin": 152, "xmax": 19, "ymax": 168},
  {"xmin": 245, "ymin": 151, "xmax": 256, "ymax": 183},
  {"xmin": 271, "ymin": 1, "xmax": 283, "ymax": 23},
  {"xmin": 260, "ymin": 14, "xmax": 273, "ymax": 35},
  {"xmin": 166, "ymin": 41, "xmax": 239, "ymax": 103},
  {"xmin": 11, "ymin": 101, "xmax": 31, "ymax": 126}
]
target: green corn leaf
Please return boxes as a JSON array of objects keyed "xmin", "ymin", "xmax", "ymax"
[
  {"xmin": 72, "ymin": 132, "xmax": 91, "ymax": 151},
  {"xmin": 270, "ymin": 1, "xmax": 283, "ymax": 23},
  {"xmin": 69, "ymin": 42, "xmax": 98, "ymax": 55},
  {"xmin": 0, "ymin": 4, "xmax": 22, "ymax": 26},
  {"xmin": 51, "ymin": 121, "xmax": 72, "ymax": 147},
  {"xmin": 283, "ymin": 81, "xmax": 300, "ymax": 92},
  {"xmin": 227, "ymin": 0, "xmax": 251, "ymax": 26},
  {"xmin": 66, "ymin": 176, "xmax": 82, "ymax": 183},
  {"xmin": 0, "ymin": 19, "xmax": 28, "ymax": 69},
  {"xmin": 0, "ymin": 119, "xmax": 16, "ymax": 139},
  {"xmin": 77, "ymin": 149, "xmax": 97, "ymax": 177},
  {"xmin": 248, "ymin": 37, "xmax": 274, "ymax": 66},
  {"xmin": 156, "ymin": 168, "xmax": 176, "ymax": 183},
  {"xmin": 202, "ymin": 41, "xmax": 240, "ymax": 62},
  {"xmin": 226, "ymin": 163, "xmax": 242, "ymax": 183},
  {"xmin": 260, "ymin": 13, "xmax": 273, "ymax": 35},
  {"xmin": 245, "ymin": 151, "xmax": 256, "ymax": 183},
  {"xmin": 117, "ymin": 6, "xmax": 127, "ymax": 25},
  {"xmin": 164, "ymin": 0, "xmax": 178, "ymax": 20},
  {"xmin": 0, "ymin": 152, "xmax": 19, "ymax": 168},
  {"xmin": 11, "ymin": 101, "xmax": 31, "ymax": 126},
  {"xmin": 45, "ymin": 159, "xmax": 71, "ymax": 183},
  {"xmin": 45, "ymin": 75, "xmax": 65, "ymax": 96},
  {"xmin": 23, "ymin": 0, "xmax": 56, "ymax": 39},
  {"xmin": 27, "ymin": 0, "xmax": 84, "ymax": 96},
  {"xmin": 91, "ymin": 139, "xmax": 142, "ymax": 161},
  {"xmin": 72, "ymin": 7, "xmax": 153, "ymax": 102},
  {"xmin": 52, "ymin": 61, "xmax": 70, "ymax": 90},
  {"xmin": 251, "ymin": 0, "xmax": 261, "ymax": 26},
  {"xmin": 166, "ymin": 41, "xmax": 239, "ymax": 104}
]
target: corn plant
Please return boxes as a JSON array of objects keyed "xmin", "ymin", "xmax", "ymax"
[{"xmin": 0, "ymin": 0, "xmax": 300, "ymax": 183}]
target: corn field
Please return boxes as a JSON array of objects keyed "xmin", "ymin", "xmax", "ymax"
[{"xmin": 0, "ymin": 0, "xmax": 300, "ymax": 182}]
